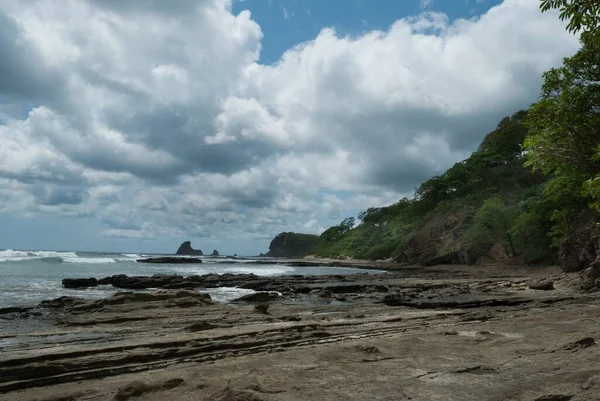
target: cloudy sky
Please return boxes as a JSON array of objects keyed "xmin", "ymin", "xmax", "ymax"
[{"xmin": 0, "ymin": 0, "xmax": 579, "ymax": 255}]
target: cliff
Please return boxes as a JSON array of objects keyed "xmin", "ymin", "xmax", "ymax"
[{"xmin": 264, "ymin": 232, "xmax": 320, "ymax": 258}]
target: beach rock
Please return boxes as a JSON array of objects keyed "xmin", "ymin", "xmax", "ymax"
[
  {"xmin": 326, "ymin": 284, "xmax": 368, "ymax": 294},
  {"xmin": 381, "ymin": 293, "xmax": 407, "ymax": 306},
  {"xmin": 111, "ymin": 274, "xmax": 186, "ymax": 289},
  {"xmin": 254, "ymin": 304, "xmax": 270, "ymax": 314},
  {"xmin": 211, "ymin": 249, "xmax": 220, "ymax": 256},
  {"xmin": 206, "ymin": 388, "xmax": 266, "ymax": 401},
  {"xmin": 40, "ymin": 296, "xmax": 85, "ymax": 309},
  {"xmin": 98, "ymin": 276, "xmax": 113, "ymax": 285},
  {"xmin": 61, "ymin": 291, "xmax": 213, "ymax": 313},
  {"xmin": 232, "ymin": 292, "xmax": 280, "ymax": 303},
  {"xmin": 186, "ymin": 321, "xmax": 217, "ymax": 332},
  {"xmin": 0, "ymin": 306, "xmax": 33, "ymax": 315},
  {"xmin": 109, "ymin": 291, "xmax": 212, "ymax": 304},
  {"xmin": 62, "ymin": 278, "xmax": 98, "ymax": 288},
  {"xmin": 114, "ymin": 378, "xmax": 184, "ymax": 401},
  {"xmin": 534, "ymin": 396, "xmax": 573, "ymax": 401},
  {"xmin": 562, "ymin": 337, "xmax": 595, "ymax": 351},
  {"xmin": 137, "ymin": 257, "xmax": 202, "ymax": 264},
  {"xmin": 529, "ymin": 280, "xmax": 554, "ymax": 291},
  {"xmin": 176, "ymin": 241, "xmax": 203, "ymax": 256}
]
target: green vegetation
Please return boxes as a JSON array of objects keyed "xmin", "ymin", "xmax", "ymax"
[
  {"xmin": 264, "ymin": 232, "xmax": 321, "ymax": 258},
  {"xmin": 310, "ymin": 111, "xmax": 556, "ymax": 263},
  {"xmin": 272, "ymin": 1, "xmax": 600, "ymax": 269},
  {"xmin": 540, "ymin": 1, "xmax": 599, "ymax": 41},
  {"xmin": 308, "ymin": 2, "xmax": 600, "ymax": 265}
]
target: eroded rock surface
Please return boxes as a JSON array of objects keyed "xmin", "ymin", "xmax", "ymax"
[{"xmin": 2, "ymin": 264, "xmax": 600, "ymax": 401}]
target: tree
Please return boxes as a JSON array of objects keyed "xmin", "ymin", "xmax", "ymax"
[
  {"xmin": 540, "ymin": 0, "xmax": 600, "ymax": 42},
  {"xmin": 523, "ymin": 29, "xmax": 600, "ymax": 236},
  {"xmin": 320, "ymin": 217, "xmax": 355, "ymax": 243},
  {"xmin": 464, "ymin": 198, "xmax": 519, "ymax": 258}
]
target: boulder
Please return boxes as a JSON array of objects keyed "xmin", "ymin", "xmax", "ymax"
[
  {"xmin": 62, "ymin": 278, "xmax": 98, "ymax": 288},
  {"xmin": 176, "ymin": 241, "xmax": 203, "ymax": 256}
]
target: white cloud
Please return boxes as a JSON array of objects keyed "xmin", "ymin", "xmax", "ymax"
[
  {"xmin": 282, "ymin": 6, "xmax": 293, "ymax": 20},
  {"xmin": 0, "ymin": 0, "xmax": 580, "ymax": 252},
  {"xmin": 420, "ymin": 0, "xmax": 435, "ymax": 9}
]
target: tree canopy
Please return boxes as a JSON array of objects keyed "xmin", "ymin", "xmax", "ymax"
[{"xmin": 540, "ymin": 0, "xmax": 600, "ymax": 40}]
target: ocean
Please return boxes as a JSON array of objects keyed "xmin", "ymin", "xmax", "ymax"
[{"xmin": 0, "ymin": 249, "xmax": 379, "ymax": 307}]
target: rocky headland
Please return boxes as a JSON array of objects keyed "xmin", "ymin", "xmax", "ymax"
[
  {"xmin": 176, "ymin": 241, "xmax": 204, "ymax": 256},
  {"xmin": 1, "ymin": 262, "xmax": 600, "ymax": 401},
  {"xmin": 263, "ymin": 232, "xmax": 321, "ymax": 258}
]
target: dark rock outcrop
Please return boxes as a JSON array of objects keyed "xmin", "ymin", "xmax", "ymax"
[
  {"xmin": 176, "ymin": 241, "xmax": 203, "ymax": 256},
  {"xmin": 232, "ymin": 292, "xmax": 280, "ymax": 303},
  {"xmin": 529, "ymin": 280, "xmax": 554, "ymax": 291},
  {"xmin": 111, "ymin": 274, "xmax": 186, "ymax": 289},
  {"xmin": 61, "ymin": 273, "xmax": 264, "ymax": 290},
  {"xmin": 137, "ymin": 257, "xmax": 202, "ymax": 264},
  {"xmin": 211, "ymin": 249, "xmax": 220, "ymax": 256},
  {"xmin": 254, "ymin": 304, "xmax": 270, "ymax": 314},
  {"xmin": 62, "ymin": 278, "xmax": 98, "ymax": 288},
  {"xmin": 264, "ymin": 232, "xmax": 320, "ymax": 258}
]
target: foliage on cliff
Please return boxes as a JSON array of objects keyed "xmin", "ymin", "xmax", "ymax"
[
  {"xmin": 310, "ymin": 2, "xmax": 600, "ymax": 267},
  {"xmin": 268, "ymin": 1, "xmax": 600, "ymax": 269},
  {"xmin": 264, "ymin": 232, "xmax": 321, "ymax": 258},
  {"xmin": 310, "ymin": 111, "xmax": 557, "ymax": 263}
]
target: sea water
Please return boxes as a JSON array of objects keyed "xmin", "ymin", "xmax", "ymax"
[{"xmin": 0, "ymin": 249, "xmax": 380, "ymax": 307}]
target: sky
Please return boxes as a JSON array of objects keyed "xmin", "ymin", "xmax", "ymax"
[{"xmin": 0, "ymin": 0, "xmax": 580, "ymax": 255}]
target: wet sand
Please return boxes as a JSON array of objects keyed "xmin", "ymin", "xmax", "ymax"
[{"xmin": 1, "ymin": 264, "xmax": 599, "ymax": 401}]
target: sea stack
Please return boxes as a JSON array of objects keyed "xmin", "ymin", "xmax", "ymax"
[
  {"xmin": 176, "ymin": 241, "xmax": 203, "ymax": 256},
  {"xmin": 211, "ymin": 249, "xmax": 220, "ymax": 256}
]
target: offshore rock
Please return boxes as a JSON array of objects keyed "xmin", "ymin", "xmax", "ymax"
[{"xmin": 176, "ymin": 241, "xmax": 203, "ymax": 256}]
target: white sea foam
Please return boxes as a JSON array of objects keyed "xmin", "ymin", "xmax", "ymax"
[
  {"xmin": 204, "ymin": 287, "xmax": 256, "ymax": 303},
  {"xmin": 0, "ymin": 249, "xmax": 78, "ymax": 262},
  {"xmin": 223, "ymin": 265, "xmax": 296, "ymax": 276},
  {"xmin": 62, "ymin": 257, "xmax": 117, "ymax": 264}
]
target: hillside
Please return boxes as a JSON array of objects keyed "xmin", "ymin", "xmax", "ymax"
[
  {"xmin": 310, "ymin": 110, "xmax": 557, "ymax": 265},
  {"xmin": 311, "ymin": 78, "xmax": 599, "ymax": 277},
  {"xmin": 270, "ymin": 18, "xmax": 600, "ymax": 281},
  {"xmin": 263, "ymin": 232, "xmax": 321, "ymax": 258}
]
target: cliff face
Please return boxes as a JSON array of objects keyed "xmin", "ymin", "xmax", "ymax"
[
  {"xmin": 176, "ymin": 241, "xmax": 203, "ymax": 256},
  {"xmin": 265, "ymin": 232, "xmax": 320, "ymax": 258}
]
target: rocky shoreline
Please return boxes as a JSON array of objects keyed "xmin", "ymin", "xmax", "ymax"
[{"xmin": 1, "ymin": 264, "xmax": 599, "ymax": 400}]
